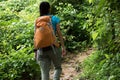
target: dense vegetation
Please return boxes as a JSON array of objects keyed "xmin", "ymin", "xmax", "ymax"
[
  {"xmin": 80, "ymin": 0, "xmax": 120, "ymax": 79},
  {"xmin": 0, "ymin": 0, "xmax": 120, "ymax": 80},
  {"xmin": 0, "ymin": 0, "xmax": 40, "ymax": 80}
]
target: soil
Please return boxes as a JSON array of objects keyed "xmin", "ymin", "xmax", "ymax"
[{"xmin": 50, "ymin": 48, "xmax": 93, "ymax": 80}]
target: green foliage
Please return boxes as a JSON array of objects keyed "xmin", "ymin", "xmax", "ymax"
[
  {"xmin": 49, "ymin": 0, "xmax": 83, "ymax": 13},
  {"xmin": 0, "ymin": 12, "xmax": 20, "ymax": 26},
  {"xmin": 4, "ymin": 0, "xmax": 36, "ymax": 12},
  {"xmin": 0, "ymin": 50, "xmax": 40, "ymax": 80},
  {"xmin": 0, "ymin": 20, "xmax": 34, "ymax": 54},
  {"xmin": 0, "ymin": 12, "xmax": 19, "ymax": 21},
  {"xmin": 0, "ymin": 0, "xmax": 40, "ymax": 79},
  {"xmin": 81, "ymin": 51, "xmax": 120, "ymax": 80},
  {"xmin": 52, "ymin": 2, "xmax": 91, "ymax": 51},
  {"xmin": 80, "ymin": 0, "xmax": 120, "ymax": 79}
]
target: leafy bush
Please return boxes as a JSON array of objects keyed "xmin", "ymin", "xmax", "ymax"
[
  {"xmin": 81, "ymin": 51, "xmax": 120, "ymax": 80},
  {"xmin": 0, "ymin": 50, "xmax": 40, "ymax": 80},
  {"xmin": 80, "ymin": 0, "xmax": 120, "ymax": 79},
  {"xmin": 54, "ymin": 2, "xmax": 90, "ymax": 52},
  {"xmin": 0, "ymin": 0, "xmax": 40, "ymax": 79},
  {"xmin": 0, "ymin": 12, "xmax": 20, "ymax": 26},
  {"xmin": 6, "ymin": 0, "xmax": 32, "ymax": 12},
  {"xmin": 0, "ymin": 20, "xmax": 34, "ymax": 54}
]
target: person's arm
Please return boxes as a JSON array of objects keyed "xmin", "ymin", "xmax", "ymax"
[{"xmin": 56, "ymin": 24, "xmax": 66, "ymax": 56}]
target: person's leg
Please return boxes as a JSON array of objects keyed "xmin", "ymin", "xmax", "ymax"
[
  {"xmin": 40, "ymin": 59, "xmax": 51, "ymax": 80},
  {"xmin": 37, "ymin": 49, "xmax": 51, "ymax": 80},
  {"xmin": 49, "ymin": 46, "xmax": 62, "ymax": 80}
]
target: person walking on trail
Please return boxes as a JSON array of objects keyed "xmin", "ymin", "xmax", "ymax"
[{"xmin": 34, "ymin": 1, "xmax": 66, "ymax": 80}]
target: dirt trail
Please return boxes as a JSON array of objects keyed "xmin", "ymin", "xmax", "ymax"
[{"xmin": 50, "ymin": 48, "xmax": 93, "ymax": 80}]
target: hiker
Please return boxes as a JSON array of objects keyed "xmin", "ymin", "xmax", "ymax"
[{"xmin": 34, "ymin": 1, "xmax": 66, "ymax": 80}]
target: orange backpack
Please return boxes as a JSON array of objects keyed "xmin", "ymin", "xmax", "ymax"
[{"xmin": 34, "ymin": 16, "xmax": 59, "ymax": 49}]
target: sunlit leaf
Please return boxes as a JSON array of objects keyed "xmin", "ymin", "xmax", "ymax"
[
  {"xmin": 88, "ymin": 0, "xmax": 94, "ymax": 3},
  {"xmin": 92, "ymin": 31, "xmax": 98, "ymax": 40}
]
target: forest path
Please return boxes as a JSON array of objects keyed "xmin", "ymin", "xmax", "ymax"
[{"xmin": 50, "ymin": 48, "xmax": 93, "ymax": 80}]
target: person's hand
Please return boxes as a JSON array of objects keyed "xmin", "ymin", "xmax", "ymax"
[{"xmin": 62, "ymin": 47, "xmax": 66, "ymax": 57}]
